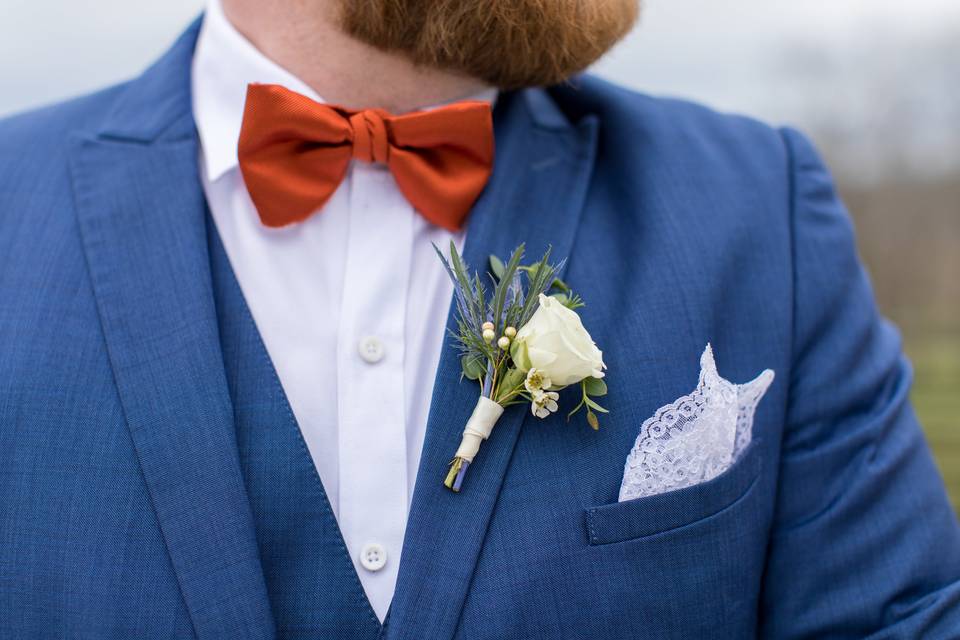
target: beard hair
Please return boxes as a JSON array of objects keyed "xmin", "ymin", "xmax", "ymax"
[{"xmin": 337, "ymin": 0, "xmax": 641, "ymax": 89}]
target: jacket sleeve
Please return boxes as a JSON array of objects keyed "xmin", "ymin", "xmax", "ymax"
[{"xmin": 760, "ymin": 128, "xmax": 960, "ymax": 639}]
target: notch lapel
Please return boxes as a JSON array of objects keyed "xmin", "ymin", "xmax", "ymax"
[
  {"xmin": 387, "ymin": 88, "xmax": 599, "ymax": 640},
  {"xmin": 68, "ymin": 20, "xmax": 275, "ymax": 639}
]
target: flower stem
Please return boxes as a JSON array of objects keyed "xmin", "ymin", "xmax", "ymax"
[
  {"xmin": 444, "ymin": 457, "xmax": 470, "ymax": 492},
  {"xmin": 495, "ymin": 383, "xmax": 525, "ymax": 405},
  {"xmin": 481, "ymin": 359, "xmax": 495, "ymax": 397}
]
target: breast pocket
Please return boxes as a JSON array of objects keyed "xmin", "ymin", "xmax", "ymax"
[{"xmin": 584, "ymin": 437, "xmax": 763, "ymax": 545}]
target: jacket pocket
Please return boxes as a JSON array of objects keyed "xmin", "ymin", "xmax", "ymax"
[{"xmin": 584, "ymin": 437, "xmax": 763, "ymax": 545}]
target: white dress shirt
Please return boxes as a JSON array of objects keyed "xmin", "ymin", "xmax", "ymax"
[{"xmin": 191, "ymin": 0, "xmax": 495, "ymax": 620}]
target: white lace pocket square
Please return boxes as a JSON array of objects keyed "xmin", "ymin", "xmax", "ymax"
[{"xmin": 618, "ymin": 344, "xmax": 774, "ymax": 502}]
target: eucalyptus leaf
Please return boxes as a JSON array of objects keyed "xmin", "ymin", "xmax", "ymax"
[
  {"xmin": 583, "ymin": 377, "xmax": 608, "ymax": 397},
  {"xmin": 461, "ymin": 355, "xmax": 485, "ymax": 380}
]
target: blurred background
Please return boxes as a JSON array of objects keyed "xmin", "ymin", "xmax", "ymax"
[{"xmin": 3, "ymin": 0, "xmax": 958, "ymax": 509}]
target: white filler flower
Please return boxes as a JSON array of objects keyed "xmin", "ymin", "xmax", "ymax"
[
  {"xmin": 531, "ymin": 391, "xmax": 560, "ymax": 418},
  {"xmin": 524, "ymin": 368, "xmax": 552, "ymax": 394}
]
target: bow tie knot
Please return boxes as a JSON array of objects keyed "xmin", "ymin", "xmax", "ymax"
[
  {"xmin": 349, "ymin": 109, "xmax": 390, "ymax": 164},
  {"xmin": 237, "ymin": 84, "xmax": 494, "ymax": 231}
]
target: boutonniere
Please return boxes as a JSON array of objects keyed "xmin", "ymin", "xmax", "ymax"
[{"xmin": 435, "ymin": 242, "xmax": 608, "ymax": 492}]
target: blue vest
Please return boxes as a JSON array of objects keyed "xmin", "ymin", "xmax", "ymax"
[{"xmin": 207, "ymin": 216, "xmax": 382, "ymax": 639}]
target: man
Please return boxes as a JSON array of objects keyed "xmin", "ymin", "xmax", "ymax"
[{"xmin": 1, "ymin": 0, "xmax": 958, "ymax": 638}]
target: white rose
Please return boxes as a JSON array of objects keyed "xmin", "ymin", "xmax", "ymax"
[{"xmin": 511, "ymin": 293, "xmax": 605, "ymax": 387}]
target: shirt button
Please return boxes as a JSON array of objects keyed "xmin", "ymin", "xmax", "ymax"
[
  {"xmin": 360, "ymin": 542, "xmax": 387, "ymax": 572},
  {"xmin": 358, "ymin": 336, "xmax": 385, "ymax": 364}
]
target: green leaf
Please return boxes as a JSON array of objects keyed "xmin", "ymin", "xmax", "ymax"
[
  {"xmin": 490, "ymin": 245, "xmax": 525, "ymax": 333},
  {"xmin": 551, "ymin": 291, "xmax": 585, "ymax": 311},
  {"xmin": 499, "ymin": 367, "xmax": 526, "ymax": 392},
  {"xmin": 583, "ymin": 377, "xmax": 608, "ymax": 397},
  {"xmin": 461, "ymin": 354, "xmax": 486, "ymax": 381},
  {"xmin": 584, "ymin": 397, "xmax": 609, "ymax": 414},
  {"xmin": 474, "ymin": 272, "xmax": 486, "ymax": 323},
  {"xmin": 518, "ymin": 247, "xmax": 555, "ymax": 326},
  {"xmin": 489, "ymin": 254, "xmax": 505, "ymax": 280},
  {"xmin": 448, "ymin": 241, "xmax": 482, "ymax": 328}
]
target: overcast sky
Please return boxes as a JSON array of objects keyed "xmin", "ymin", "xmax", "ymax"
[
  {"xmin": 2, "ymin": 0, "xmax": 958, "ymax": 178},
  {"xmin": 1, "ymin": 0, "xmax": 956, "ymax": 115}
]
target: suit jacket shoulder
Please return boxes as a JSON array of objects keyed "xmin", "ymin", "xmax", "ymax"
[
  {"xmin": 0, "ymin": 84, "xmax": 128, "ymax": 234},
  {"xmin": 549, "ymin": 75, "xmax": 792, "ymax": 236}
]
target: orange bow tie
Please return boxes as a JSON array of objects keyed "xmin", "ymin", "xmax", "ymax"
[{"xmin": 236, "ymin": 84, "xmax": 495, "ymax": 231}]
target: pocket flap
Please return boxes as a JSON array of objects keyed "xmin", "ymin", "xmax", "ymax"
[{"xmin": 585, "ymin": 438, "xmax": 763, "ymax": 545}]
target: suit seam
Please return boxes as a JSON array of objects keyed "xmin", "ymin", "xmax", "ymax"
[{"xmin": 778, "ymin": 127, "xmax": 800, "ymax": 430}]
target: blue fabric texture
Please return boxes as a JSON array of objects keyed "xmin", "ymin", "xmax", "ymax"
[{"xmin": 1, "ymin": 15, "xmax": 959, "ymax": 640}]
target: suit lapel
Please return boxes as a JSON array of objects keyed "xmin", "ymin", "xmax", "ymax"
[
  {"xmin": 386, "ymin": 88, "xmax": 599, "ymax": 640},
  {"xmin": 68, "ymin": 20, "xmax": 275, "ymax": 639}
]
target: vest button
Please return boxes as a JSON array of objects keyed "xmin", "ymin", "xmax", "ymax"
[{"xmin": 360, "ymin": 542, "xmax": 387, "ymax": 572}]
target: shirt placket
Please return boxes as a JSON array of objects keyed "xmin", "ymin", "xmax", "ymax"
[{"xmin": 336, "ymin": 162, "xmax": 412, "ymax": 619}]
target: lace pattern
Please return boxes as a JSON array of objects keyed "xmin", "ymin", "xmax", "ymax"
[{"xmin": 618, "ymin": 344, "xmax": 774, "ymax": 502}]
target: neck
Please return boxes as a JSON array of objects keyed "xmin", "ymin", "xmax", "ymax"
[{"xmin": 221, "ymin": 0, "xmax": 491, "ymax": 113}]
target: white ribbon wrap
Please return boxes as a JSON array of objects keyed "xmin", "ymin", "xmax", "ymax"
[{"xmin": 454, "ymin": 396, "xmax": 505, "ymax": 462}]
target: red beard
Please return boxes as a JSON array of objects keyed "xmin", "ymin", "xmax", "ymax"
[{"xmin": 337, "ymin": 0, "xmax": 641, "ymax": 89}]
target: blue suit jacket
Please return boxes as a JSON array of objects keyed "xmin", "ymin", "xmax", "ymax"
[{"xmin": 2, "ymin": 19, "xmax": 959, "ymax": 640}]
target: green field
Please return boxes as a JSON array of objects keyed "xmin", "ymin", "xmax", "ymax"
[{"xmin": 908, "ymin": 337, "xmax": 960, "ymax": 513}]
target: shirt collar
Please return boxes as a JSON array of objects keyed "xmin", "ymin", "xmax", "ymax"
[
  {"xmin": 191, "ymin": 0, "xmax": 498, "ymax": 182},
  {"xmin": 192, "ymin": 0, "xmax": 321, "ymax": 181}
]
